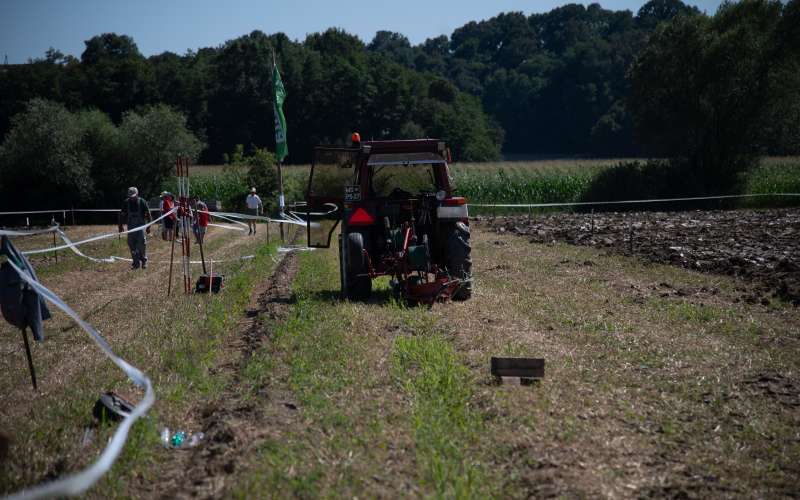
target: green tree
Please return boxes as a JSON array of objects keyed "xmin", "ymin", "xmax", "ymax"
[
  {"xmin": 245, "ymin": 148, "xmax": 279, "ymax": 211},
  {"xmin": 117, "ymin": 104, "xmax": 202, "ymax": 198},
  {"xmin": 206, "ymin": 31, "xmax": 275, "ymax": 161},
  {"xmin": 368, "ymin": 31, "xmax": 415, "ymax": 67},
  {"xmin": 79, "ymin": 33, "xmax": 155, "ymax": 122},
  {"xmin": 629, "ymin": 0, "xmax": 795, "ymax": 192},
  {"xmin": 0, "ymin": 99, "xmax": 93, "ymax": 210},
  {"xmin": 76, "ymin": 109, "xmax": 122, "ymax": 206},
  {"xmin": 636, "ymin": 0, "xmax": 701, "ymax": 28}
]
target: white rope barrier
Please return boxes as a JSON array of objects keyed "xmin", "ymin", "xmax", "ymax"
[
  {"xmin": 208, "ymin": 223, "xmax": 246, "ymax": 232},
  {"xmin": 470, "ymin": 192, "xmax": 800, "ymax": 208},
  {"xmin": 4, "ymin": 261, "xmax": 155, "ymax": 500},
  {"xmin": 203, "ymin": 212, "xmax": 249, "ymax": 228},
  {"xmin": 53, "ymin": 229, "xmax": 254, "ymax": 265},
  {"xmin": 0, "ymin": 227, "xmax": 60, "ymax": 236},
  {"xmin": 208, "ymin": 211, "xmax": 308, "ymax": 226},
  {"xmin": 1, "ymin": 193, "xmax": 798, "ymax": 219},
  {"xmin": 0, "ymin": 210, "xmax": 68, "ymax": 216},
  {"xmin": 0, "ymin": 210, "xmax": 260, "ymax": 263},
  {"xmin": 8, "ymin": 208, "xmax": 178, "ymax": 255}
]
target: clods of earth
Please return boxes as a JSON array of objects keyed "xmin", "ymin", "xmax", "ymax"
[{"xmin": 481, "ymin": 208, "xmax": 800, "ymax": 305}]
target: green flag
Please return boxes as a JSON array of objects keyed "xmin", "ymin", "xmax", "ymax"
[{"xmin": 273, "ymin": 61, "xmax": 288, "ymax": 161}]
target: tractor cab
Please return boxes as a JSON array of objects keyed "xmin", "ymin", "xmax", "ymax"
[{"xmin": 305, "ymin": 139, "xmax": 472, "ymax": 304}]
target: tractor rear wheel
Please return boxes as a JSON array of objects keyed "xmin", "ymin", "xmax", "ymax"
[
  {"xmin": 345, "ymin": 231, "xmax": 372, "ymax": 301},
  {"xmin": 446, "ymin": 222, "xmax": 472, "ymax": 300}
]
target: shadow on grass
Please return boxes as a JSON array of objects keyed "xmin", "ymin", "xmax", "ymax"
[{"xmin": 305, "ymin": 287, "xmax": 398, "ymax": 306}]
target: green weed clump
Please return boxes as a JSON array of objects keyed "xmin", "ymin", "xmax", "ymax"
[{"xmin": 392, "ymin": 324, "xmax": 486, "ymax": 498}]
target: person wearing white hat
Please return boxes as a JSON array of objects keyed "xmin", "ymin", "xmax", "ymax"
[
  {"xmin": 245, "ymin": 187, "xmax": 262, "ymax": 235},
  {"xmin": 118, "ymin": 187, "xmax": 152, "ymax": 269}
]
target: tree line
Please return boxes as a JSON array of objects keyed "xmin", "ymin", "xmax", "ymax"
[{"xmin": 0, "ymin": 0, "xmax": 798, "ymax": 210}]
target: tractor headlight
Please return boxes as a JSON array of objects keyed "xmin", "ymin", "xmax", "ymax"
[{"xmin": 436, "ymin": 190, "xmax": 446, "ymax": 201}]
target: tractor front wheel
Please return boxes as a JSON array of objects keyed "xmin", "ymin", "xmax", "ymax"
[
  {"xmin": 446, "ymin": 222, "xmax": 472, "ymax": 300},
  {"xmin": 345, "ymin": 231, "xmax": 372, "ymax": 301}
]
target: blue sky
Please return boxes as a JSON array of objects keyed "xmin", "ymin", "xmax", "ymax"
[{"xmin": 1, "ymin": 0, "xmax": 724, "ymax": 64}]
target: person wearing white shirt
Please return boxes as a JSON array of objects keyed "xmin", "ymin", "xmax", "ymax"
[{"xmin": 245, "ymin": 187, "xmax": 263, "ymax": 235}]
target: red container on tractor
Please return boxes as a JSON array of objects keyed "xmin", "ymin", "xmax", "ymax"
[{"xmin": 304, "ymin": 139, "xmax": 472, "ymax": 304}]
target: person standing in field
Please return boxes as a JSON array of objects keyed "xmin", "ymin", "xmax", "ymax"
[
  {"xmin": 118, "ymin": 187, "xmax": 152, "ymax": 270},
  {"xmin": 160, "ymin": 191, "xmax": 176, "ymax": 241},
  {"xmin": 192, "ymin": 196, "xmax": 210, "ymax": 245},
  {"xmin": 245, "ymin": 187, "xmax": 262, "ymax": 235}
]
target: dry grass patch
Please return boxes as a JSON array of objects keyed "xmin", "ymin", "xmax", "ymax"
[
  {"xmin": 0, "ymin": 223, "xmax": 278, "ymax": 496},
  {"xmin": 232, "ymin": 248, "xmax": 422, "ymax": 498},
  {"xmin": 431, "ymin": 225, "xmax": 800, "ymax": 498}
]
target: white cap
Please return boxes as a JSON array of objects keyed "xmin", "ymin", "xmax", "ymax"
[{"xmin": 127, "ymin": 187, "xmax": 138, "ymax": 197}]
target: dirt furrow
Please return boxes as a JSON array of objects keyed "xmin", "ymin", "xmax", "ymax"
[{"xmin": 151, "ymin": 247, "xmax": 300, "ymax": 499}]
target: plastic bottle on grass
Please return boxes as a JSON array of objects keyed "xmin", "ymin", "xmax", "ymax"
[{"xmin": 161, "ymin": 427, "xmax": 204, "ymax": 449}]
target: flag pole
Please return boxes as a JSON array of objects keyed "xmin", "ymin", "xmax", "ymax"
[
  {"xmin": 273, "ymin": 49, "xmax": 287, "ymax": 243},
  {"xmin": 278, "ymin": 159, "xmax": 285, "ymax": 243}
]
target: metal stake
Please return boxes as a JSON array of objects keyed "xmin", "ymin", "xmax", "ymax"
[
  {"xmin": 167, "ymin": 228, "xmax": 176, "ymax": 296},
  {"xmin": 198, "ymin": 238, "xmax": 207, "ymax": 275},
  {"xmin": 20, "ymin": 328, "xmax": 37, "ymax": 390}
]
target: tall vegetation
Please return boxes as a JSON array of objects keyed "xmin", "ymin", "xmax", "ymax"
[
  {"xmin": 0, "ymin": 99, "xmax": 201, "ymax": 210},
  {"xmin": 173, "ymin": 145, "xmax": 280, "ymax": 212},
  {"xmin": 628, "ymin": 0, "xmax": 800, "ymax": 193},
  {"xmin": 0, "ymin": 30, "xmax": 502, "ymax": 165},
  {"xmin": 0, "ymin": 0, "xmax": 798, "ymax": 206},
  {"xmin": 0, "ymin": 99, "xmax": 94, "ymax": 209}
]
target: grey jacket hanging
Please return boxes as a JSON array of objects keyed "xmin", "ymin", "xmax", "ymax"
[{"xmin": 0, "ymin": 235, "xmax": 51, "ymax": 341}]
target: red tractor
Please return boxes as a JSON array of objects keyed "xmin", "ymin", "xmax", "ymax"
[{"xmin": 304, "ymin": 139, "xmax": 472, "ymax": 303}]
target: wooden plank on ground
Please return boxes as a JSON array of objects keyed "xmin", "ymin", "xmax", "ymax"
[{"xmin": 491, "ymin": 357, "xmax": 545, "ymax": 379}]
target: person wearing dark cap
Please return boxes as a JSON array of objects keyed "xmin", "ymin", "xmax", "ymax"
[{"xmin": 118, "ymin": 187, "xmax": 152, "ymax": 269}]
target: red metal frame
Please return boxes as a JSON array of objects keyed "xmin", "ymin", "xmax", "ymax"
[{"xmin": 307, "ymin": 139, "xmax": 466, "ymax": 304}]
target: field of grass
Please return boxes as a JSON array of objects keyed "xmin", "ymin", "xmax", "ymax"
[
  {"xmin": 230, "ymin": 225, "xmax": 800, "ymax": 497},
  {"xmin": 0, "ymin": 223, "xmax": 279, "ymax": 496},
  {"xmin": 2, "ymin": 220, "xmax": 799, "ymax": 497}
]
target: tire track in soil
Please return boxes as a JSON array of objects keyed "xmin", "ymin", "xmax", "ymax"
[{"xmin": 151, "ymin": 244, "xmax": 301, "ymax": 499}]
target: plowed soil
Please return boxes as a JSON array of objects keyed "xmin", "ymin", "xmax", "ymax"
[{"xmin": 483, "ymin": 208, "xmax": 800, "ymax": 305}]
